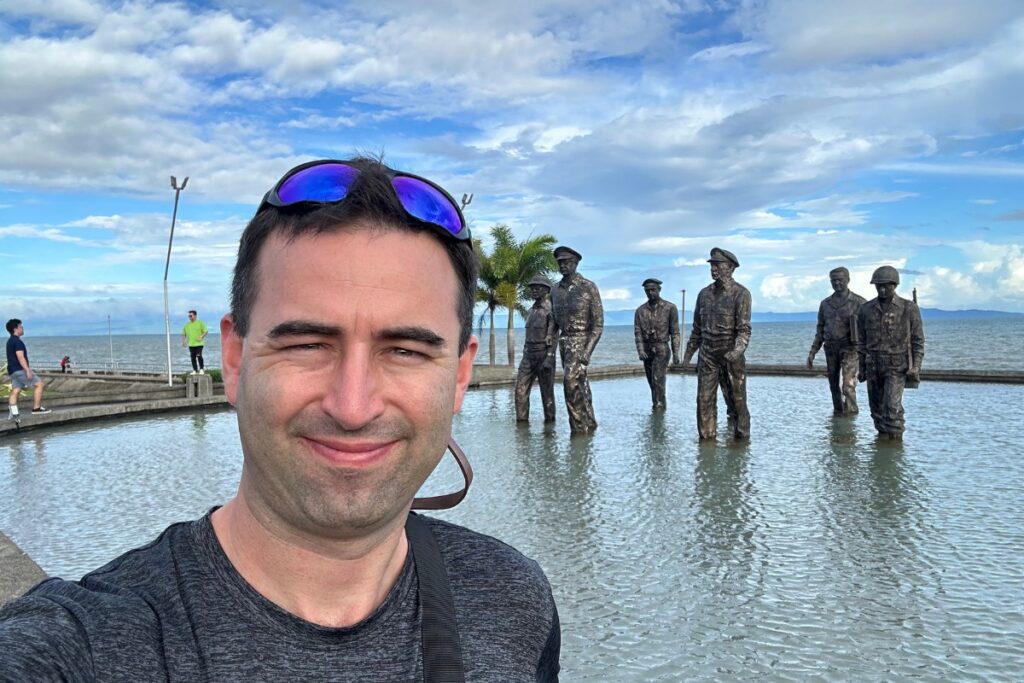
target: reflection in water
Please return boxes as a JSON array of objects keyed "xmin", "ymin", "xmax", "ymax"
[{"xmin": 190, "ymin": 412, "xmax": 208, "ymax": 433}]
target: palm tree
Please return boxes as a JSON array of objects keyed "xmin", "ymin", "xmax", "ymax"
[
  {"xmin": 474, "ymin": 239, "xmax": 501, "ymax": 365},
  {"xmin": 487, "ymin": 225, "xmax": 558, "ymax": 366}
]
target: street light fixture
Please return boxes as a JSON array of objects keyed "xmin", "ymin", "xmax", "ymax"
[{"xmin": 164, "ymin": 176, "xmax": 189, "ymax": 386}]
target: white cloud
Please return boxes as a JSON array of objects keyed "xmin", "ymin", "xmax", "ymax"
[
  {"xmin": 738, "ymin": 0, "xmax": 1023, "ymax": 66},
  {"xmin": 601, "ymin": 288, "xmax": 631, "ymax": 301},
  {"xmin": 1000, "ymin": 245, "xmax": 1024, "ymax": 294},
  {"xmin": 690, "ymin": 41, "xmax": 770, "ymax": 62}
]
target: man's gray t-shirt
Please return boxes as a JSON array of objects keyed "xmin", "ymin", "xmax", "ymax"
[{"xmin": 0, "ymin": 513, "xmax": 560, "ymax": 681}]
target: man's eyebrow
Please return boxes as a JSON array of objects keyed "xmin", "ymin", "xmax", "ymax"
[
  {"xmin": 378, "ymin": 326, "xmax": 447, "ymax": 348},
  {"xmin": 266, "ymin": 320, "xmax": 341, "ymax": 338}
]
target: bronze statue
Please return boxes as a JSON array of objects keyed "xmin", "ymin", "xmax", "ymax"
[
  {"xmin": 807, "ymin": 266, "xmax": 866, "ymax": 415},
  {"xmin": 682, "ymin": 248, "xmax": 751, "ymax": 440},
  {"xmin": 515, "ymin": 275, "xmax": 557, "ymax": 423},
  {"xmin": 856, "ymin": 265, "xmax": 925, "ymax": 439},
  {"xmin": 634, "ymin": 278, "xmax": 680, "ymax": 409},
  {"xmin": 551, "ymin": 245, "xmax": 603, "ymax": 434}
]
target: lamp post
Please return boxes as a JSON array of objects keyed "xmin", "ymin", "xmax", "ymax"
[
  {"xmin": 680, "ymin": 289, "xmax": 686, "ymax": 350},
  {"xmin": 164, "ymin": 176, "xmax": 188, "ymax": 386}
]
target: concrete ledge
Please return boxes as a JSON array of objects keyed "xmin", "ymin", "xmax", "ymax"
[
  {"xmin": 470, "ymin": 362, "xmax": 1024, "ymax": 387},
  {"xmin": 0, "ymin": 531, "xmax": 46, "ymax": 606},
  {"xmin": 0, "ymin": 396, "xmax": 231, "ymax": 436}
]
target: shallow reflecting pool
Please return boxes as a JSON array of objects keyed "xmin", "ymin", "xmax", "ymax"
[{"xmin": 2, "ymin": 375, "xmax": 1023, "ymax": 681}]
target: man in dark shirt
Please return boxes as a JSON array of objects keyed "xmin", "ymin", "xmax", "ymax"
[
  {"xmin": 633, "ymin": 278, "xmax": 680, "ymax": 409},
  {"xmin": 5, "ymin": 318, "xmax": 50, "ymax": 420},
  {"xmin": 515, "ymin": 275, "xmax": 557, "ymax": 423},
  {"xmin": 856, "ymin": 265, "xmax": 925, "ymax": 439},
  {"xmin": 550, "ymin": 245, "xmax": 603, "ymax": 435},
  {"xmin": 807, "ymin": 267, "xmax": 867, "ymax": 415},
  {"xmin": 682, "ymin": 248, "xmax": 752, "ymax": 440},
  {"xmin": 0, "ymin": 158, "xmax": 560, "ymax": 681}
]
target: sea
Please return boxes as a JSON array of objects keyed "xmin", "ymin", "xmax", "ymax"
[{"xmin": 20, "ymin": 316, "xmax": 1024, "ymax": 374}]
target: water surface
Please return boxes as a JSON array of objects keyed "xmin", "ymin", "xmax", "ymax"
[{"xmin": 2, "ymin": 376, "xmax": 1023, "ymax": 680}]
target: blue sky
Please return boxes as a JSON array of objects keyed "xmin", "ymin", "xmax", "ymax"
[{"xmin": 1, "ymin": 0, "xmax": 1023, "ymax": 335}]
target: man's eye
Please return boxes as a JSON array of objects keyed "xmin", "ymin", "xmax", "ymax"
[
  {"xmin": 392, "ymin": 347, "xmax": 427, "ymax": 359},
  {"xmin": 285, "ymin": 343, "xmax": 324, "ymax": 351}
]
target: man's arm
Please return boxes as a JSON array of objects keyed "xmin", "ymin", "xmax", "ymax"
[
  {"xmin": 908, "ymin": 302, "xmax": 925, "ymax": 379},
  {"xmin": 808, "ymin": 302, "xmax": 825, "ymax": 367},
  {"xmin": 682, "ymin": 297, "xmax": 702, "ymax": 365},
  {"xmin": 15, "ymin": 349, "xmax": 31, "ymax": 378},
  {"xmin": 0, "ymin": 595, "xmax": 95, "ymax": 680},
  {"xmin": 543, "ymin": 307, "xmax": 557, "ymax": 368},
  {"xmin": 583, "ymin": 283, "xmax": 603, "ymax": 364},
  {"xmin": 634, "ymin": 308, "xmax": 646, "ymax": 360},
  {"xmin": 668, "ymin": 304, "xmax": 681, "ymax": 364},
  {"xmin": 536, "ymin": 605, "xmax": 560, "ymax": 682},
  {"xmin": 856, "ymin": 304, "xmax": 868, "ymax": 382},
  {"xmin": 200, "ymin": 321, "xmax": 209, "ymax": 341},
  {"xmin": 725, "ymin": 288, "xmax": 752, "ymax": 362}
]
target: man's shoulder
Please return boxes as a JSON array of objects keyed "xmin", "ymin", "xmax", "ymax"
[
  {"xmin": 26, "ymin": 519, "xmax": 196, "ymax": 606},
  {"xmin": 422, "ymin": 516, "xmax": 548, "ymax": 583},
  {"xmin": 0, "ymin": 519, "xmax": 201, "ymax": 674}
]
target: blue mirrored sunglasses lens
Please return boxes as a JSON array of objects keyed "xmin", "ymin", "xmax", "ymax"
[
  {"xmin": 391, "ymin": 176, "xmax": 463, "ymax": 236},
  {"xmin": 276, "ymin": 164, "xmax": 360, "ymax": 205}
]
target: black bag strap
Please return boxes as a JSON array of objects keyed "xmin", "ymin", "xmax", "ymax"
[{"xmin": 406, "ymin": 512, "xmax": 466, "ymax": 683}]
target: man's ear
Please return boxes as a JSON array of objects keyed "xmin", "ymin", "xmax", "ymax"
[
  {"xmin": 220, "ymin": 314, "xmax": 243, "ymax": 405},
  {"xmin": 452, "ymin": 335, "xmax": 479, "ymax": 414}
]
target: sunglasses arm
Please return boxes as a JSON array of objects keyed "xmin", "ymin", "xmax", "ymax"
[{"xmin": 411, "ymin": 437, "xmax": 473, "ymax": 510}]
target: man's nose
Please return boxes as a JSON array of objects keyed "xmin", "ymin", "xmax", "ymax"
[{"xmin": 319, "ymin": 349, "xmax": 386, "ymax": 431}]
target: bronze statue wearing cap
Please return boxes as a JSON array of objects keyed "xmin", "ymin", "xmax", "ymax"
[
  {"xmin": 856, "ymin": 265, "xmax": 925, "ymax": 439},
  {"xmin": 515, "ymin": 275, "xmax": 557, "ymax": 423},
  {"xmin": 550, "ymin": 245, "xmax": 603, "ymax": 434},
  {"xmin": 682, "ymin": 247, "xmax": 752, "ymax": 440},
  {"xmin": 807, "ymin": 267, "xmax": 867, "ymax": 415},
  {"xmin": 634, "ymin": 278, "xmax": 680, "ymax": 409}
]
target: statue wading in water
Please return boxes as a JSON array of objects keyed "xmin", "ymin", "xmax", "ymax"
[
  {"xmin": 633, "ymin": 278, "xmax": 680, "ymax": 410},
  {"xmin": 551, "ymin": 246, "xmax": 603, "ymax": 435},
  {"xmin": 857, "ymin": 265, "xmax": 925, "ymax": 439},
  {"xmin": 807, "ymin": 266, "xmax": 866, "ymax": 415},
  {"xmin": 682, "ymin": 248, "xmax": 751, "ymax": 440},
  {"xmin": 514, "ymin": 275, "xmax": 556, "ymax": 423}
]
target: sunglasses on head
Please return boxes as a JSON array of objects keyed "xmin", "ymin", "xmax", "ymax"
[{"xmin": 258, "ymin": 159, "xmax": 470, "ymax": 241}]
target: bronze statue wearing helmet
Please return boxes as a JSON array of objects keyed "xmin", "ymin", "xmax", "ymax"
[{"xmin": 856, "ymin": 265, "xmax": 925, "ymax": 439}]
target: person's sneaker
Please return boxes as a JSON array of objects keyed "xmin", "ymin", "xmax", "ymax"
[
  {"xmin": 32, "ymin": 406, "xmax": 51, "ymax": 414},
  {"xmin": 199, "ymin": 369, "xmax": 205, "ymax": 375},
  {"xmin": 8, "ymin": 406, "xmax": 18, "ymax": 420}
]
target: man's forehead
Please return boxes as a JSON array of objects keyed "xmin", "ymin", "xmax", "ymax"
[{"xmin": 253, "ymin": 228, "xmax": 459, "ymax": 313}]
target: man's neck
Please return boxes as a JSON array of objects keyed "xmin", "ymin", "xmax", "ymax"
[{"xmin": 211, "ymin": 496, "xmax": 409, "ymax": 628}]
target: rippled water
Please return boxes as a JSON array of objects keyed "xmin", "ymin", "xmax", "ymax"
[{"xmin": 2, "ymin": 376, "xmax": 1023, "ymax": 680}]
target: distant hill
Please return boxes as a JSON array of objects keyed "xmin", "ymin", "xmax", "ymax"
[{"xmin": 602, "ymin": 307, "xmax": 1023, "ymax": 326}]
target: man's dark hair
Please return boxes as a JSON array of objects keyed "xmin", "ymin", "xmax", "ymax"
[
  {"xmin": 230, "ymin": 157, "xmax": 478, "ymax": 354},
  {"xmin": 188, "ymin": 310, "xmax": 197, "ymax": 316},
  {"xmin": 5, "ymin": 319, "xmax": 21, "ymax": 335}
]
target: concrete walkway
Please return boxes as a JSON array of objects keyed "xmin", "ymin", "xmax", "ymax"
[{"xmin": 0, "ymin": 531, "xmax": 46, "ymax": 607}]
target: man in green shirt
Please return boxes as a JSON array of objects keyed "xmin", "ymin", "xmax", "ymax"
[{"xmin": 181, "ymin": 310, "xmax": 208, "ymax": 374}]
